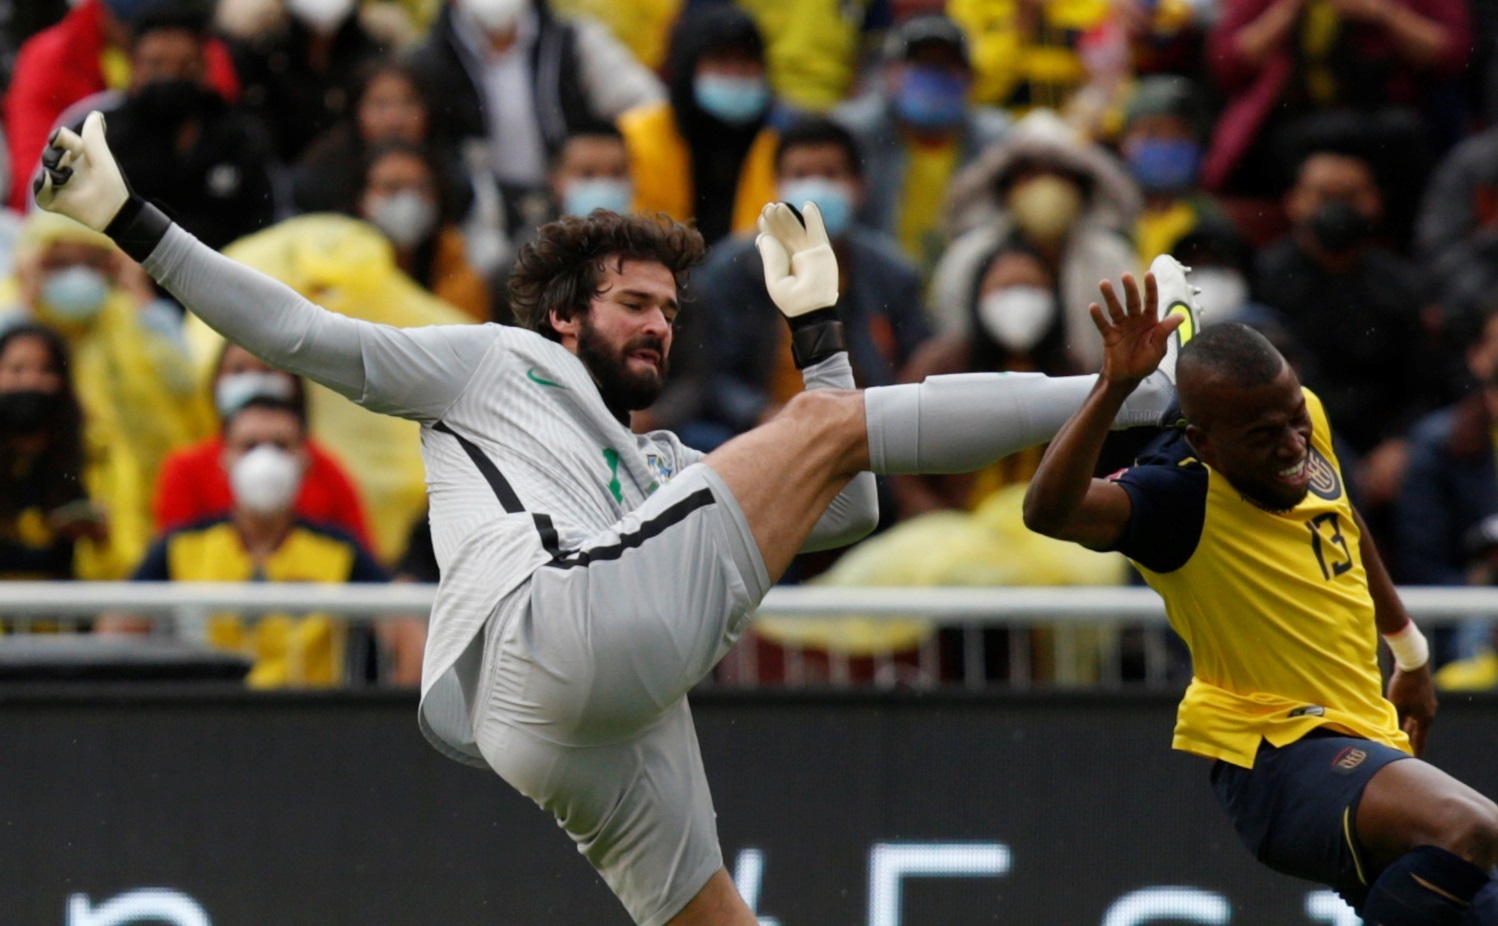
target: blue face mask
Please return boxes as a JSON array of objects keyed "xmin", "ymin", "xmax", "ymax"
[
  {"xmin": 562, "ymin": 178, "xmax": 634, "ymax": 217},
  {"xmin": 1127, "ymin": 138, "xmax": 1201, "ymax": 193},
  {"xmin": 777, "ymin": 177, "xmax": 857, "ymax": 239},
  {"xmin": 893, "ymin": 67, "xmax": 968, "ymax": 132},
  {"xmin": 694, "ymin": 74, "xmax": 770, "ymax": 127},
  {"xmin": 40, "ymin": 266, "xmax": 110, "ymax": 323}
]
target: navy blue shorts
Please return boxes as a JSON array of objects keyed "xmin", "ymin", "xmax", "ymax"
[{"xmin": 1210, "ymin": 730, "xmax": 1412, "ymax": 910}]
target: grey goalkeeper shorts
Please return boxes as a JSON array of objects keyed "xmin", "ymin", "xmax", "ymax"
[{"xmin": 469, "ymin": 464, "xmax": 770, "ymax": 926}]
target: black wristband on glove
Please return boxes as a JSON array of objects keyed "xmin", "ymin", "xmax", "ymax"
[
  {"xmin": 787, "ymin": 307, "xmax": 845, "ymax": 369},
  {"xmin": 104, "ymin": 197, "xmax": 173, "ymax": 264}
]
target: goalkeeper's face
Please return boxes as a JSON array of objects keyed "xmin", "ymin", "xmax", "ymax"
[{"xmin": 572, "ymin": 259, "xmax": 678, "ymax": 411}]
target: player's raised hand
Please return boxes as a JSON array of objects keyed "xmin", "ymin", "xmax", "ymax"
[
  {"xmin": 755, "ymin": 201, "xmax": 839, "ymax": 318},
  {"xmin": 1091, "ymin": 272, "xmax": 1182, "ymax": 386},
  {"xmin": 33, "ymin": 111, "xmax": 131, "ymax": 232}
]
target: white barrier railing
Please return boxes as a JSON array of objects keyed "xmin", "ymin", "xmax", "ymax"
[{"xmin": 0, "ymin": 582, "xmax": 1495, "ymax": 622}]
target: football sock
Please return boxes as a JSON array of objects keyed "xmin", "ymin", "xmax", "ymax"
[
  {"xmin": 863, "ymin": 369, "xmax": 1175, "ymax": 475},
  {"xmin": 1362, "ymin": 846, "xmax": 1491, "ymax": 925}
]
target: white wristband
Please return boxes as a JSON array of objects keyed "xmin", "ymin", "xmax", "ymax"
[{"xmin": 1382, "ymin": 622, "xmax": 1429, "ymax": 671}]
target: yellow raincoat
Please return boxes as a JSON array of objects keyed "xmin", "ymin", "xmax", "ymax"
[{"xmin": 4, "ymin": 213, "xmax": 210, "ymax": 578}]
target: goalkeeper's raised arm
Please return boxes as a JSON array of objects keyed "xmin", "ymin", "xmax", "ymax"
[{"xmin": 32, "ymin": 111, "xmax": 486, "ymax": 421}]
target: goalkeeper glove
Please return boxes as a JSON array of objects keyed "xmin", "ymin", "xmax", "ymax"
[{"xmin": 33, "ymin": 111, "xmax": 171, "ymax": 262}]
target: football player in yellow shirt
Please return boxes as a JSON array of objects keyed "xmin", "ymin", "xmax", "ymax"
[{"xmin": 1024, "ymin": 269, "xmax": 1498, "ymax": 924}]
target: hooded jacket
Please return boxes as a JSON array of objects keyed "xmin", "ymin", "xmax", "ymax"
[
  {"xmin": 619, "ymin": 5, "xmax": 778, "ymax": 245},
  {"xmin": 929, "ymin": 110, "xmax": 1140, "ymax": 369}
]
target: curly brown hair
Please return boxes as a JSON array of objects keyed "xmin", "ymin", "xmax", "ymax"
[{"xmin": 508, "ymin": 211, "xmax": 707, "ymax": 340}]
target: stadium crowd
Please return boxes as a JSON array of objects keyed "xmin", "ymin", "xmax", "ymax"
[{"xmin": 1, "ymin": 0, "xmax": 1497, "ymax": 690}]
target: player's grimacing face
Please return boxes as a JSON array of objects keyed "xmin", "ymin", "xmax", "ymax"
[
  {"xmin": 573, "ymin": 259, "xmax": 677, "ymax": 410},
  {"xmin": 1190, "ymin": 365, "xmax": 1314, "ymax": 511}
]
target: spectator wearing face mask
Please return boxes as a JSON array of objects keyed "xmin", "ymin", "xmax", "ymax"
[
  {"xmin": 0, "ymin": 324, "xmax": 110, "ymax": 586},
  {"xmin": 351, "ymin": 139, "xmax": 494, "ymax": 322},
  {"xmin": 834, "ymin": 14, "xmax": 1010, "ymax": 274},
  {"xmin": 56, "ymin": 1, "xmax": 280, "ymax": 251},
  {"xmin": 547, "ymin": 124, "xmax": 633, "ymax": 219},
  {"xmin": 641, "ymin": 115, "xmax": 930, "ymax": 448},
  {"xmin": 3, "ymin": 0, "xmax": 241, "ymax": 212},
  {"xmin": 179, "ymin": 212, "xmax": 475, "ymax": 562},
  {"xmin": 407, "ymin": 0, "xmax": 663, "ymax": 193},
  {"xmin": 893, "ymin": 245, "xmax": 1077, "ymax": 518},
  {"xmin": 1119, "ymin": 76, "xmax": 1231, "ymax": 268},
  {"xmin": 229, "ymin": 0, "xmax": 390, "ymax": 166},
  {"xmin": 153, "ymin": 341, "xmax": 372, "ymax": 549},
  {"xmin": 101, "ymin": 396, "xmax": 424, "ymax": 688},
  {"xmin": 930, "ymin": 108, "xmax": 1140, "ymax": 371},
  {"xmin": 0, "ymin": 211, "xmax": 209, "ymax": 577},
  {"xmin": 618, "ymin": 5, "xmax": 778, "ymax": 246},
  {"xmin": 1254, "ymin": 145, "xmax": 1432, "ymax": 511}
]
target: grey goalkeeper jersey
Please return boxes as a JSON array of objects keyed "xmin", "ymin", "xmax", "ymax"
[{"xmin": 144, "ymin": 225, "xmax": 875, "ymax": 764}]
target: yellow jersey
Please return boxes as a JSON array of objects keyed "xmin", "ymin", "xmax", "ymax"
[
  {"xmin": 132, "ymin": 517, "xmax": 388, "ymax": 688},
  {"xmin": 1109, "ymin": 389, "xmax": 1409, "ymax": 767}
]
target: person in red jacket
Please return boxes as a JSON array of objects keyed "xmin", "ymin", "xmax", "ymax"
[
  {"xmin": 153, "ymin": 342, "xmax": 374, "ymax": 553},
  {"xmin": 3, "ymin": 0, "xmax": 240, "ymax": 211}
]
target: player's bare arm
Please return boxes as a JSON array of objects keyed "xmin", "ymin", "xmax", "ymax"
[
  {"xmin": 1352, "ymin": 505, "xmax": 1437, "ymax": 755},
  {"xmin": 1023, "ymin": 272, "xmax": 1182, "ymax": 551}
]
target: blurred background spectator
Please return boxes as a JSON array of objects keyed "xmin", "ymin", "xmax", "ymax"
[
  {"xmin": 181, "ymin": 214, "xmax": 473, "ymax": 563},
  {"xmin": 835, "ymin": 13, "xmax": 1009, "ymax": 275},
  {"xmin": 154, "ymin": 341, "xmax": 372, "ymax": 548},
  {"xmin": 644, "ymin": 115, "xmax": 929, "ymax": 450},
  {"xmin": 2, "ymin": 212, "xmax": 207, "ymax": 578},
  {"xmin": 0, "ymin": 324, "xmax": 108, "ymax": 586},
  {"xmin": 100, "ymin": 395, "xmax": 423, "ymax": 687},
  {"xmin": 228, "ymin": 0, "xmax": 389, "ymax": 166},
  {"xmin": 348, "ymin": 139, "xmax": 494, "ymax": 320},
  {"xmin": 1118, "ymin": 74, "xmax": 1229, "ymax": 265},
  {"xmin": 407, "ymin": 0, "xmax": 663, "ymax": 192},
  {"xmin": 59, "ymin": 1, "xmax": 281, "ymax": 251},
  {"xmin": 930, "ymin": 108, "xmax": 1140, "ymax": 370},
  {"xmin": 547, "ymin": 124, "xmax": 632, "ymax": 219},
  {"xmin": 949, "ymin": 0, "xmax": 1209, "ymax": 137},
  {"xmin": 620, "ymin": 4, "xmax": 776, "ymax": 246},
  {"xmin": 1202, "ymin": 0, "xmax": 1469, "ymax": 207},
  {"xmin": 894, "ymin": 244, "xmax": 1077, "ymax": 520},
  {"xmin": 1251, "ymin": 143, "xmax": 1432, "ymax": 513},
  {"xmin": 736, "ymin": 0, "xmax": 892, "ymax": 115},
  {"xmin": 3, "ymin": 0, "xmax": 240, "ymax": 211}
]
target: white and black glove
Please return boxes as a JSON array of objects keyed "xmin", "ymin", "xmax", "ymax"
[
  {"xmin": 755, "ymin": 201, "xmax": 844, "ymax": 368},
  {"xmin": 33, "ymin": 111, "xmax": 171, "ymax": 262}
]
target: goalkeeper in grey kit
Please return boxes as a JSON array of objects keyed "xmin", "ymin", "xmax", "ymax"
[{"xmin": 35, "ymin": 112, "xmax": 1183, "ymax": 926}]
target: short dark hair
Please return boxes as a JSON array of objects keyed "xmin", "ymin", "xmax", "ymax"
[
  {"xmin": 1177, "ymin": 323, "xmax": 1287, "ymax": 422},
  {"xmin": 508, "ymin": 211, "xmax": 707, "ymax": 341},
  {"xmin": 775, "ymin": 116, "xmax": 864, "ymax": 178},
  {"xmin": 222, "ymin": 395, "xmax": 307, "ymax": 435},
  {"xmin": 127, "ymin": 0, "xmax": 211, "ymax": 43}
]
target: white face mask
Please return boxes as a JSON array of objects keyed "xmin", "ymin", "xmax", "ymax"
[
  {"xmin": 229, "ymin": 445, "xmax": 304, "ymax": 516},
  {"xmin": 215, "ymin": 371, "xmax": 296, "ymax": 418},
  {"xmin": 285, "ymin": 0, "xmax": 356, "ymax": 33},
  {"xmin": 462, "ymin": 0, "xmax": 528, "ymax": 34},
  {"xmin": 978, "ymin": 285, "xmax": 1056, "ymax": 352},
  {"xmin": 1189, "ymin": 267, "xmax": 1249, "ymax": 322},
  {"xmin": 366, "ymin": 190, "xmax": 438, "ymax": 250}
]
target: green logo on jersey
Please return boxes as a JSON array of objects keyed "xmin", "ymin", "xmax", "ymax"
[
  {"xmin": 602, "ymin": 448, "xmax": 623, "ymax": 503},
  {"xmin": 527, "ymin": 368, "xmax": 565, "ymax": 388}
]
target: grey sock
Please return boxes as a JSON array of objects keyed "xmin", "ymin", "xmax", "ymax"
[{"xmin": 864, "ymin": 370, "xmax": 1175, "ymax": 475}]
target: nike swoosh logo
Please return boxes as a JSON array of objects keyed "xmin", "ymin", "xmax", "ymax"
[{"xmin": 527, "ymin": 368, "xmax": 565, "ymax": 388}]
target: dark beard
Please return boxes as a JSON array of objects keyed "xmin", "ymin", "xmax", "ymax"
[{"xmin": 576, "ymin": 317, "xmax": 668, "ymax": 418}]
